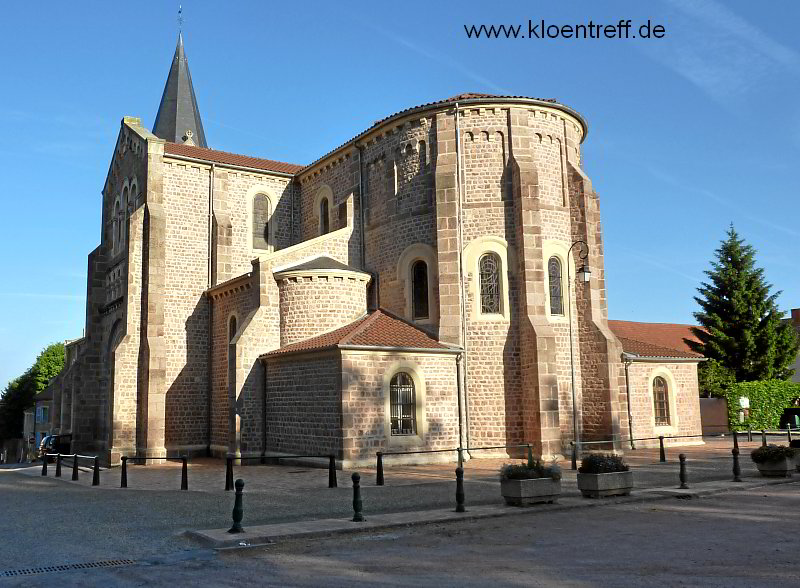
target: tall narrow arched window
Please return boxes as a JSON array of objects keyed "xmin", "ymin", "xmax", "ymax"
[
  {"xmin": 252, "ymin": 193, "xmax": 271, "ymax": 250},
  {"xmin": 390, "ymin": 372, "xmax": 416, "ymax": 436},
  {"xmin": 112, "ymin": 200, "xmax": 120, "ymax": 252},
  {"xmin": 548, "ymin": 256, "xmax": 564, "ymax": 316},
  {"xmin": 319, "ymin": 197, "xmax": 330, "ymax": 235},
  {"xmin": 120, "ymin": 187, "xmax": 128, "ymax": 247},
  {"xmin": 479, "ymin": 253, "xmax": 501, "ymax": 314},
  {"xmin": 411, "ymin": 260, "xmax": 429, "ymax": 320},
  {"xmin": 419, "ymin": 140, "xmax": 427, "ymax": 170},
  {"xmin": 653, "ymin": 376, "xmax": 670, "ymax": 426}
]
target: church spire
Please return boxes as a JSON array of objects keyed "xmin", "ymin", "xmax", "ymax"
[{"xmin": 153, "ymin": 31, "xmax": 207, "ymax": 147}]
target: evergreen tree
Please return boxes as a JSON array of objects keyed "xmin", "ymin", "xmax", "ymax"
[{"xmin": 688, "ymin": 225, "xmax": 799, "ymax": 382}]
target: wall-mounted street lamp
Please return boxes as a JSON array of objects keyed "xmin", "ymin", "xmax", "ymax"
[{"xmin": 567, "ymin": 240, "xmax": 590, "ymax": 470}]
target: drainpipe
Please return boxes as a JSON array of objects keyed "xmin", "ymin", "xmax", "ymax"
[
  {"xmin": 456, "ymin": 352, "xmax": 465, "ymax": 452},
  {"xmin": 623, "ymin": 353, "xmax": 635, "ymax": 449},
  {"xmin": 262, "ymin": 358, "xmax": 268, "ymax": 457},
  {"xmin": 206, "ymin": 163, "xmax": 215, "ymax": 457},
  {"xmin": 454, "ymin": 102, "xmax": 471, "ymax": 454}
]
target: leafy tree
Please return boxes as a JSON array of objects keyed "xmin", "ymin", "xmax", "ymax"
[
  {"xmin": 688, "ymin": 225, "xmax": 799, "ymax": 382},
  {"xmin": 0, "ymin": 342, "xmax": 64, "ymax": 439},
  {"xmin": 697, "ymin": 359, "xmax": 736, "ymax": 398}
]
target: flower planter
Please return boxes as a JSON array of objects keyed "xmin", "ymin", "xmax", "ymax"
[
  {"xmin": 577, "ymin": 471, "xmax": 634, "ymax": 498},
  {"xmin": 755, "ymin": 458, "xmax": 794, "ymax": 478},
  {"xmin": 501, "ymin": 478, "xmax": 561, "ymax": 506}
]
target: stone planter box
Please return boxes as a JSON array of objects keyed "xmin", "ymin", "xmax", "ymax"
[
  {"xmin": 755, "ymin": 458, "xmax": 794, "ymax": 478},
  {"xmin": 500, "ymin": 478, "xmax": 561, "ymax": 506},
  {"xmin": 577, "ymin": 471, "xmax": 634, "ymax": 498}
]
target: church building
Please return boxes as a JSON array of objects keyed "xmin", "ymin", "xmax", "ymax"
[{"xmin": 47, "ymin": 35, "xmax": 704, "ymax": 466}]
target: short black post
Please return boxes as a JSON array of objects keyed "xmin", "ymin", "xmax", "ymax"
[
  {"xmin": 732, "ymin": 432, "xmax": 742, "ymax": 482},
  {"xmin": 526, "ymin": 444, "xmax": 534, "ymax": 468},
  {"xmin": 228, "ymin": 478, "xmax": 245, "ymax": 533},
  {"xmin": 121, "ymin": 456, "xmax": 128, "ymax": 488},
  {"xmin": 788, "ymin": 427, "xmax": 793, "ymax": 444},
  {"xmin": 181, "ymin": 456, "xmax": 188, "ymax": 491},
  {"xmin": 455, "ymin": 466, "xmax": 466, "ymax": 513},
  {"xmin": 376, "ymin": 452, "xmax": 384, "ymax": 486},
  {"xmin": 92, "ymin": 456, "xmax": 100, "ymax": 486},
  {"xmin": 71, "ymin": 455, "xmax": 79, "ymax": 481},
  {"xmin": 679, "ymin": 453, "xmax": 688, "ymax": 489},
  {"xmin": 762, "ymin": 430, "xmax": 767, "ymax": 447},
  {"xmin": 41, "ymin": 455, "xmax": 48, "ymax": 476},
  {"xmin": 659, "ymin": 436, "xmax": 666, "ymax": 463},
  {"xmin": 55, "ymin": 454, "xmax": 62, "ymax": 478},
  {"xmin": 570, "ymin": 441, "xmax": 577, "ymax": 471},
  {"xmin": 747, "ymin": 429, "xmax": 752, "ymax": 442},
  {"xmin": 225, "ymin": 456, "xmax": 233, "ymax": 491},
  {"xmin": 328, "ymin": 454, "xmax": 337, "ymax": 488},
  {"xmin": 352, "ymin": 472, "xmax": 364, "ymax": 522}
]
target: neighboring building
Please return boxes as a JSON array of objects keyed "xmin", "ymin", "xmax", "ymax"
[
  {"xmin": 789, "ymin": 308, "xmax": 800, "ymax": 384},
  {"xmin": 48, "ymin": 34, "xmax": 703, "ymax": 466},
  {"xmin": 23, "ymin": 388, "xmax": 53, "ymax": 459},
  {"xmin": 608, "ymin": 321, "xmax": 705, "ymax": 446}
]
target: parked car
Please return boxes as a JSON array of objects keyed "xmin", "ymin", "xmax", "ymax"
[{"xmin": 38, "ymin": 434, "xmax": 72, "ymax": 462}]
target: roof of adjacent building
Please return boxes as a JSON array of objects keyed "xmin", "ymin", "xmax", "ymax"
[
  {"xmin": 262, "ymin": 309, "xmax": 455, "ymax": 358},
  {"xmin": 608, "ymin": 320, "xmax": 704, "ymax": 359},
  {"xmin": 273, "ymin": 256, "xmax": 366, "ymax": 275},
  {"xmin": 153, "ymin": 33, "xmax": 208, "ymax": 147},
  {"xmin": 164, "ymin": 142, "xmax": 305, "ymax": 174}
]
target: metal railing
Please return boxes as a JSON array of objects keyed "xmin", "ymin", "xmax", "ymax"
[
  {"xmin": 224, "ymin": 454, "xmax": 338, "ymax": 491},
  {"xmin": 42, "ymin": 453, "xmax": 100, "ymax": 485},
  {"xmin": 120, "ymin": 456, "xmax": 189, "ymax": 490}
]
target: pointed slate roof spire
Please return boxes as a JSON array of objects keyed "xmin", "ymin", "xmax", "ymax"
[{"xmin": 153, "ymin": 33, "xmax": 207, "ymax": 147}]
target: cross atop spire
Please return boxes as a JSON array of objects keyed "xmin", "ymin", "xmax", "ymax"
[{"xmin": 152, "ymin": 31, "xmax": 207, "ymax": 147}]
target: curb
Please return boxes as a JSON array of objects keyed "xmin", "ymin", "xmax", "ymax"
[{"xmin": 186, "ymin": 476, "xmax": 799, "ymax": 549}]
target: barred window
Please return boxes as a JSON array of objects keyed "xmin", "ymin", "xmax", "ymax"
[
  {"xmin": 390, "ymin": 372, "xmax": 416, "ymax": 436},
  {"xmin": 548, "ymin": 256, "xmax": 564, "ymax": 315},
  {"xmin": 320, "ymin": 197, "xmax": 330, "ymax": 235},
  {"xmin": 479, "ymin": 253, "xmax": 501, "ymax": 314},
  {"xmin": 411, "ymin": 260, "xmax": 429, "ymax": 320},
  {"xmin": 653, "ymin": 376, "xmax": 670, "ymax": 426},
  {"xmin": 252, "ymin": 193, "xmax": 270, "ymax": 250}
]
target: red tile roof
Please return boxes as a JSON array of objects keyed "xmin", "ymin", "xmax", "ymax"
[
  {"xmin": 608, "ymin": 320, "xmax": 704, "ymax": 359},
  {"xmin": 262, "ymin": 310, "xmax": 454, "ymax": 358},
  {"xmin": 164, "ymin": 142, "xmax": 304, "ymax": 174}
]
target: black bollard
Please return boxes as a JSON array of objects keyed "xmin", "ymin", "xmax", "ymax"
[
  {"xmin": 225, "ymin": 456, "xmax": 233, "ymax": 491},
  {"xmin": 659, "ymin": 436, "xmax": 666, "ymax": 463},
  {"xmin": 352, "ymin": 472, "xmax": 364, "ymax": 522},
  {"xmin": 570, "ymin": 442, "xmax": 577, "ymax": 471},
  {"xmin": 228, "ymin": 478, "xmax": 245, "ymax": 533},
  {"xmin": 72, "ymin": 455, "xmax": 79, "ymax": 481},
  {"xmin": 376, "ymin": 452, "xmax": 384, "ymax": 486},
  {"xmin": 92, "ymin": 456, "xmax": 100, "ymax": 486},
  {"xmin": 55, "ymin": 454, "xmax": 62, "ymax": 478},
  {"xmin": 328, "ymin": 454, "xmax": 337, "ymax": 488},
  {"xmin": 121, "ymin": 456, "xmax": 128, "ymax": 488},
  {"xmin": 732, "ymin": 432, "xmax": 742, "ymax": 482},
  {"xmin": 527, "ymin": 444, "xmax": 534, "ymax": 468},
  {"xmin": 455, "ymin": 466, "xmax": 466, "ymax": 513},
  {"xmin": 679, "ymin": 454, "xmax": 688, "ymax": 489},
  {"xmin": 41, "ymin": 455, "xmax": 48, "ymax": 476},
  {"xmin": 788, "ymin": 427, "xmax": 793, "ymax": 444},
  {"xmin": 181, "ymin": 456, "xmax": 188, "ymax": 491},
  {"xmin": 761, "ymin": 430, "xmax": 767, "ymax": 447},
  {"xmin": 747, "ymin": 429, "xmax": 752, "ymax": 442}
]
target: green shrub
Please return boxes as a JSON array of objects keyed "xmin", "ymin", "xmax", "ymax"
[
  {"xmin": 500, "ymin": 460, "xmax": 561, "ymax": 481},
  {"xmin": 578, "ymin": 453, "xmax": 629, "ymax": 474},
  {"xmin": 723, "ymin": 380, "xmax": 800, "ymax": 431},
  {"xmin": 750, "ymin": 445, "xmax": 795, "ymax": 464}
]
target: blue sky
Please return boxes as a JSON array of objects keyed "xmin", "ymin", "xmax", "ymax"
[{"xmin": 1, "ymin": 0, "xmax": 798, "ymax": 387}]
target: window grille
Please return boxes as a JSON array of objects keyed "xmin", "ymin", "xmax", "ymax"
[
  {"xmin": 479, "ymin": 253, "xmax": 501, "ymax": 314},
  {"xmin": 411, "ymin": 260, "xmax": 429, "ymax": 320},
  {"xmin": 653, "ymin": 376, "xmax": 670, "ymax": 426},
  {"xmin": 320, "ymin": 198, "xmax": 329, "ymax": 234},
  {"xmin": 548, "ymin": 257, "xmax": 564, "ymax": 315},
  {"xmin": 390, "ymin": 372, "xmax": 416, "ymax": 436}
]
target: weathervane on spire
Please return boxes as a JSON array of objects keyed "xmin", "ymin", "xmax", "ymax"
[{"xmin": 178, "ymin": 4, "xmax": 183, "ymax": 33}]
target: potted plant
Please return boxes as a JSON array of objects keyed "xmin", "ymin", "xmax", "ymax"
[
  {"xmin": 499, "ymin": 460, "xmax": 562, "ymax": 506},
  {"xmin": 577, "ymin": 453, "xmax": 633, "ymax": 498},
  {"xmin": 751, "ymin": 444, "xmax": 795, "ymax": 477},
  {"xmin": 790, "ymin": 440, "xmax": 800, "ymax": 472}
]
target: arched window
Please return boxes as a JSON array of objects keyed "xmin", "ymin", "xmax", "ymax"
[
  {"xmin": 319, "ymin": 197, "xmax": 330, "ymax": 235},
  {"xmin": 419, "ymin": 140, "xmax": 427, "ymax": 170},
  {"xmin": 252, "ymin": 193, "xmax": 271, "ymax": 250},
  {"xmin": 411, "ymin": 260, "xmax": 429, "ymax": 320},
  {"xmin": 653, "ymin": 376, "xmax": 670, "ymax": 426},
  {"xmin": 390, "ymin": 372, "xmax": 416, "ymax": 436},
  {"xmin": 479, "ymin": 253, "xmax": 501, "ymax": 314},
  {"xmin": 548, "ymin": 256, "xmax": 564, "ymax": 315},
  {"xmin": 112, "ymin": 200, "xmax": 120, "ymax": 252},
  {"xmin": 228, "ymin": 316, "xmax": 237, "ymax": 343},
  {"xmin": 120, "ymin": 187, "xmax": 128, "ymax": 247}
]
